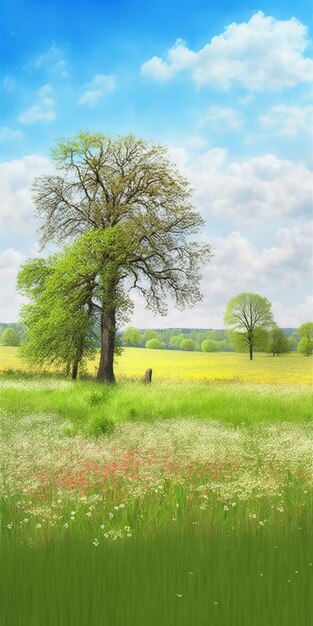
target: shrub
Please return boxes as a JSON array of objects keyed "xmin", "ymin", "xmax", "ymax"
[
  {"xmin": 201, "ymin": 339, "xmax": 219, "ymax": 352},
  {"xmin": 298, "ymin": 337, "xmax": 313, "ymax": 356},
  {"xmin": 145, "ymin": 339, "xmax": 166, "ymax": 349},
  {"xmin": 1, "ymin": 328, "xmax": 20, "ymax": 347},
  {"xmin": 180, "ymin": 338, "xmax": 196, "ymax": 351}
]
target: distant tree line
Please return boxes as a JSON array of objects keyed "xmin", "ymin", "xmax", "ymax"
[
  {"xmin": 1, "ymin": 318, "xmax": 311, "ymax": 358},
  {"xmin": 120, "ymin": 320, "xmax": 309, "ymax": 356}
]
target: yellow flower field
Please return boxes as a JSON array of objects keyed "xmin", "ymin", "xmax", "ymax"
[{"xmin": 1, "ymin": 346, "xmax": 312, "ymax": 385}]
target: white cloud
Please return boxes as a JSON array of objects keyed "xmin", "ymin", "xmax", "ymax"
[
  {"xmin": 18, "ymin": 106, "xmax": 56, "ymax": 125},
  {"xmin": 2, "ymin": 76, "xmax": 16, "ymax": 92},
  {"xmin": 198, "ymin": 106, "xmax": 243, "ymax": 130},
  {"xmin": 259, "ymin": 104, "xmax": 313, "ymax": 136},
  {"xmin": 18, "ymin": 84, "xmax": 56, "ymax": 125},
  {"xmin": 78, "ymin": 74, "xmax": 117, "ymax": 106},
  {"xmin": 131, "ymin": 225, "xmax": 313, "ymax": 328},
  {"xmin": 0, "ymin": 127, "xmax": 24, "ymax": 142},
  {"xmin": 0, "ymin": 248, "xmax": 25, "ymax": 271},
  {"xmin": 169, "ymin": 148, "xmax": 313, "ymax": 224},
  {"xmin": 30, "ymin": 42, "xmax": 68, "ymax": 78},
  {"xmin": 272, "ymin": 296, "xmax": 313, "ymax": 328},
  {"xmin": 0, "ymin": 249, "xmax": 26, "ymax": 323},
  {"xmin": 141, "ymin": 12, "xmax": 313, "ymax": 91},
  {"xmin": 0, "ymin": 155, "xmax": 52, "ymax": 233}
]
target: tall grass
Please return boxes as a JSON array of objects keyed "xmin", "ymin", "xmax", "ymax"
[
  {"xmin": 0, "ymin": 379, "xmax": 311, "ymax": 436},
  {"xmin": 1, "ymin": 364, "xmax": 312, "ymax": 625},
  {"xmin": 2, "ymin": 531, "xmax": 312, "ymax": 626}
]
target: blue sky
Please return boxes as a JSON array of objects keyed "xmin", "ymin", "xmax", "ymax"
[{"xmin": 1, "ymin": 1, "xmax": 312, "ymax": 327}]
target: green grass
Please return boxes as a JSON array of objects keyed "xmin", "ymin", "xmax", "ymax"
[
  {"xmin": 1, "ymin": 531, "xmax": 312, "ymax": 626},
  {"xmin": 1, "ymin": 372, "xmax": 312, "ymax": 625},
  {"xmin": 0, "ymin": 379, "xmax": 311, "ymax": 436}
]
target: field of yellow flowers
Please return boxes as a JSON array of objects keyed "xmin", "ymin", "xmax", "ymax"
[{"xmin": 1, "ymin": 345, "xmax": 311, "ymax": 385}]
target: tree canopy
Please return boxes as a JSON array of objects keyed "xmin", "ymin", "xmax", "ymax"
[
  {"xmin": 224, "ymin": 293, "xmax": 274, "ymax": 360},
  {"xmin": 267, "ymin": 326, "xmax": 290, "ymax": 356},
  {"xmin": 25, "ymin": 132, "xmax": 212, "ymax": 382},
  {"xmin": 123, "ymin": 327, "xmax": 143, "ymax": 346},
  {"xmin": 297, "ymin": 323, "xmax": 313, "ymax": 356},
  {"xmin": 0, "ymin": 327, "xmax": 20, "ymax": 347}
]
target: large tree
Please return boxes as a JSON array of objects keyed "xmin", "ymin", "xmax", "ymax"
[
  {"xmin": 32, "ymin": 132, "xmax": 212, "ymax": 383},
  {"xmin": 224, "ymin": 293, "xmax": 274, "ymax": 360}
]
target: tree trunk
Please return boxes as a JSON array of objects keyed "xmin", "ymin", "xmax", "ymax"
[
  {"xmin": 249, "ymin": 344, "xmax": 253, "ymax": 360},
  {"xmin": 97, "ymin": 307, "xmax": 116, "ymax": 383},
  {"xmin": 72, "ymin": 360, "xmax": 79, "ymax": 380}
]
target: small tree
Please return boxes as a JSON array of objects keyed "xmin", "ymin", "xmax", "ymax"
[
  {"xmin": 180, "ymin": 338, "xmax": 196, "ymax": 351},
  {"xmin": 224, "ymin": 293, "xmax": 274, "ymax": 360},
  {"xmin": 267, "ymin": 327, "xmax": 290, "ymax": 356},
  {"xmin": 169, "ymin": 334, "xmax": 186, "ymax": 349},
  {"xmin": 145, "ymin": 338, "xmax": 166, "ymax": 349},
  {"xmin": 206, "ymin": 330, "xmax": 221, "ymax": 342},
  {"xmin": 17, "ymin": 244, "xmax": 99, "ymax": 379},
  {"xmin": 298, "ymin": 337, "xmax": 313, "ymax": 356},
  {"xmin": 0, "ymin": 327, "xmax": 20, "ymax": 347},
  {"xmin": 297, "ymin": 322, "xmax": 313, "ymax": 356},
  {"xmin": 123, "ymin": 327, "xmax": 143, "ymax": 346},
  {"xmin": 287, "ymin": 331, "xmax": 300, "ymax": 352},
  {"xmin": 143, "ymin": 329, "xmax": 158, "ymax": 343},
  {"xmin": 201, "ymin": 339, "xmax": 218, "ymax": 352},
  {"xmin": 298, "ymin": 322, "xmax": 313, "ymax": 340}
]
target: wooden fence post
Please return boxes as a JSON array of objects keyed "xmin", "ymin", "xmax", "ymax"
[{"xmin": 144, "ymin": 368, "xmax": 152, "ymax": 383}]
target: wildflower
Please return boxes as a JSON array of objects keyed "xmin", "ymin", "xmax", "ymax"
[{"xmin": 93, "ymin": 538, "xmax": 99, "ymax": 547}]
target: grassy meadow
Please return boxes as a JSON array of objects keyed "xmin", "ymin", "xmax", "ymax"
[{"xmin": 1, "ymin": 345, "xmax": 312, "ymax": 625}]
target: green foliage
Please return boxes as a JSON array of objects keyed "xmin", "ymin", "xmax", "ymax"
[
  {"xmin": 297, "ymin": 336, "xmax": 313, "ymax": 356},
  {"xmin": 1, "ymin": 378, "xmax": 311, "ymax": 428},
  {"xmin": 206, "ymin": 330, "xmax": 221, "ymax": 342},
  {"xmin": 227, "ymin": 328, "xmax": 269, "ymax": 353},
  {"xmin": 287, "ymin": 332, "xmax": 300, "ymax": 352},
  {"xmin": 88, "ymin": 415, "xmax": 115, "ymax": 437},
  {"xmin": 224, "ymin": 293, "xmax": 274, "ymax": 360},
  {"xmin": 123, "ymin": 327, "xmax": 143, "ymax": 346},
  {"xmin": 169, "ymin": 334, "xmax": 186, "ymax": 349},
  {"xmin": 142, "ymin": 329, "xmax": 158, "ymax": 343},
  {"xmin": 267, "ymin": 327, "xmax": 290, "ymax": 356},
  {"xmin": 0, "ymin": 328, "xmax": 20, "ymax": 347},
  {"xmin": 145, "ymin": 339, "xmax": 166, "ymax": 349},
  {"xmin": 217, "ymin": 339, "xmax": 228, "ymax": 351},
  {"xmin": 17, "ymin": 249, "xmax": 98, "ymax": 378},
  {"xmin": 296, "ymin": 324, "xmax": 313, "ymax": 355},
  {"xmin": 180, "ymin": 338, "xmax": 196, "ymax": 351},
  {"xmin": 32, "ymin": 131, "xmax": 212, "ymax": 382},
  {"xmin": 201, "ymin": 339, "xmax": 218, "ymax": 352},
  {"xmin": 298, "ymin": 322, "xmax": 313, "ymax": 339}
]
